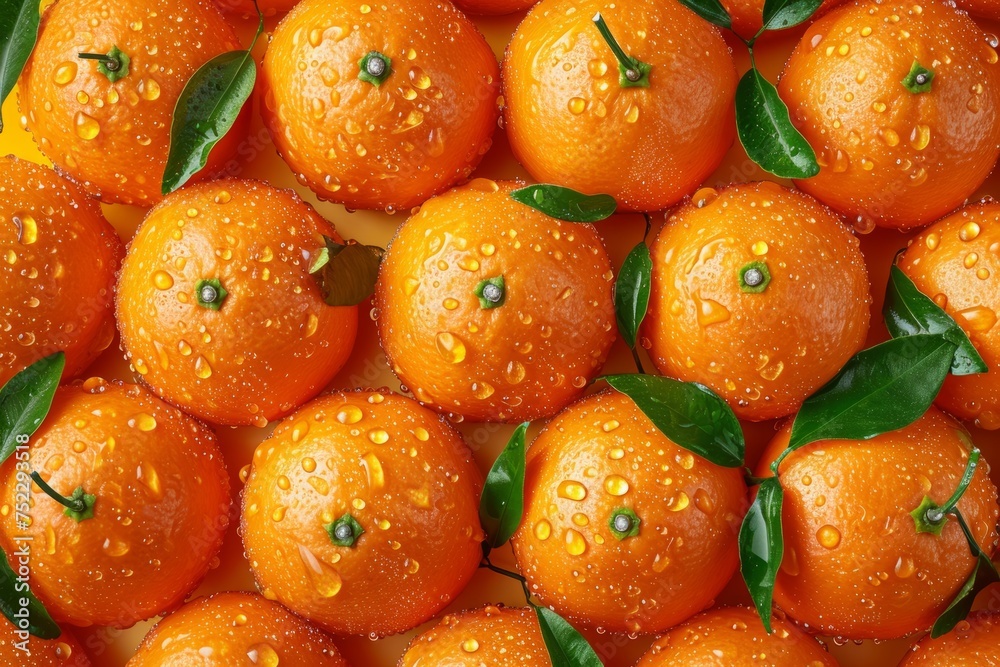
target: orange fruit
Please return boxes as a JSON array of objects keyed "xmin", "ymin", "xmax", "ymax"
[
  {"xmin": 756, "ymin": 407, "xmax": 999, "ymax": 639},
  {"xmin": 898, "ymin": 610, "xmax": 1000, "ymax": 665},
  {"xmin": 259, "ymin": 0, "xmax": 500, "ymax": 212},
  {"xmin": 0, "ymin": 379, "xmax": 230, "ymax": 628},
  {"xmin": 453, "ymin": 0, "xmax": 538, "ymax": 15},
  {"xmin": 954, "ymin": 0, "xmax": 1000, "ymax": 20},
  {"xmin": 899, "ymin": 203, "xmax": 1000, "ymax": 429},
  {"xmin": 116, "ymin": 179, "xmax": 358, "ymax": 427},
  {"xmin": 213, "ymin": 0, "xmax": 298, "ymax": 17},
  {"xmin": 502, "ymin": 0, "xmax": 737, "ymax": 213},
  {"xmin": 0, "ymin": 156, "xmax": 122, "ymax": 387},
  {"xmin": 0, "ymin": 620, "xmax": 89, "ymax": 667},
  {"xmin": 635, "ymin": 606, "xmax": 839, "ymax": 666},
  {"xmin": 399, "ymin": 605, "xmax": 549, "ymax": 666},
  {"xmin": 778, "ymin": 0, "xmax": 1000, "ymax": 230},
  {"xmin": 642, "ymin": 182, "xmax": 871, "ymax": 421},
  {"xmin": 127, "ymin": 592, "xmax": 348, "ymax": 666},
  {"xmin": 374, "ymin": 179, "xmax": 616, "ymax": 423},
  {"xmin": 723, "ymin": 0, "xmax": 845, "ymax": 39},
  {"xmin": 241, "ymin": 389, "xmax": 484, "ymax": 637},
  {"xmin": 511, "ymin": 390, "xmax": 747, "ymax": 635},
  {"xmin": 18, "ymin": 0, "xmax": 248, "ymax": 206}
]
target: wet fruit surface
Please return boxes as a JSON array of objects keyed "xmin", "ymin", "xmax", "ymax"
[
  {"xmin": 0, "ymin": 616, "xmax": 90, "ymax": 667},
  {"xmin": 453, "ymin": 0, "xmax": 538, "ymax": 15},
  {"xmin": 643, "ymin": 182, "xmax": 871, "ymax": 421},
  {"xmin": 758, "ymin": 408, "xmax": 999, "ymax": 639},
  {"xmin": 241, "ymin": 390, "xmax": 484, "ymax": 637},
  {"xmin": 375, "ymin": 179, "xmax": 616, "ymax": 423},
  {"xmin": 897, "ymin": 610, "xmax": 1000, "ymax": 665},
  {"xmin": 0, "ymin": 380, "xmax": 230, "ymax": 628},
  {"xmin": 779, "ymin": 0, "xmax": 1000, "ymax": 230},
  {"xmin": 399, "ymin": 605, "xmax": 549, "ymax": 666},
  {"xmin": 512, "ymin": 390, "xmax": 747, "ymax": 635},
  {"xmin": 116, "ymin": 179, "xmax": 358, "ymax": 426},
  {"xmin": 18, "ymin": 0, "xmax": 247, "ymax": 206},
  {"xmin": 126, "ymin": 591, "xmax": 348, "ymax": 666},
  {"xmin": 0, "ymin": 155, "xmax": 121, "ymax": 387},
  {"xmin": 723, "ymin": 0, "xmax": 847, "ymax": 39}
]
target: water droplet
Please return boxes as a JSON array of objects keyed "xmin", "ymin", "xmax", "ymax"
[
  {"xmin": 74, "ymin": 111, "xmax": 100, "ymax": 140},
  {"xmin": 694, "ymin": 488, "xmax": 715, "ymax": 514},
  {"xmin": 128, "ymin": 413, "xmax": 157, "ymax": 431},
  {"xmin": 54, "ymin": 62, "xmax": 78, "ymax": 85},
  {"xmin": 505, "ymin": 360, "xmax": 526, "ymax": 384},
  {"xmin": 604, "ymin": 475, "xmax": 629, "ymax": 496},
  {"xmin": 668, "ymin": 491, "xmax": 690, "ymax": 511},
  {"xmin": 568, "ymin": 97, "xmax": 586, "ymax": 114},
  {"xmin": 534, "ymin": 519, "xmax": 551, "ymax": 540},
  {"xmin": 817, "ymin": 525, "xmax": 841, "ymax": 549},
  {"xmin": 894, "ymin": 556, "xmax": 916, "ymax": 578},
  {"xmin": 958, "ymin": 306, "xmax": 997, "ymax": 332},
  {"xmin": 337, "ymin": 405, "xmax": 363, "ymax": 424},
  {"xmin": 152, "ymin": 270, "xmax": 173, "ymax": 290},
  {"xmin": 695, "ymin": 296, "xmax": 730, "ymax": 327},
  {"xmin": 960, "ymin": 221, "xmax": 982, "ymax": 241},
  {"xmin": 139, "ymin": 79, "xmax": 161, "ymax": 101},
  {"xmin": 368, "ymin": 429, "xmax": 389, "ymax": 444},
  {"xmin": 557, "ymin": 480, "xmax": 587, "ymax": 501},
  {"xmin": 910, "ymin": 124, "xmax": 931, "ymax": 150},
  {"xmin": 194, "ymin": 355, "xmax": 213, "ymax": 379},
  {"xmin": 435, "ymin": 332, "xmax": 467, "ymax": 364},
  {"xmin": 102, "ymin": 538, "xmax": 130, "ymax": 557},
  {"xmin": 565, "ymin": 529, "xmax": 587, "ymax": 556},
  {"xmin": 361, "ymin": 452, "xmax": 384, "ymax": 488}
]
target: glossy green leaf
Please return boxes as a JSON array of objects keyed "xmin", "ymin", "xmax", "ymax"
[
  {"xmin": 761, "ymin": 0, "xmax": 825, "ymax": 31},
  {"xmin": 0, "ymin": 548, "xmax": 60, "ymax": 638},
  {"xmin": 479, "ymin": 423, "xmax": 529, "ymax": 550},
  {"xmin": 0, "ymin": 352, "xmax": 64, "ymax": 464},
  {"xmin": 309, "ymin": 238, "xmax": 384, "ymax": 307},
  {"xmin": 884, "ymin": 265, "xmax": 986, "ymax": 376},
  {"xmin": 931, "ymin": 509, "xmax": 999, "ymax": 638},
  {"xmin": 735, "ymin": 68, "xmax": 819, "ymax": 180},
  {"xmin": 614, "ymin": 242, "xmax": 652, "ymax": 349},
  {"xmin": 0, "ymin": 0, "xmax": 39, "ymax": 132},
  {"xmin": 510, "ymin": 185, "xmax": 616, "ymax": 223},
  {"xmin": 535, "ymin": 606, "xmax": 603, "ymax": 667},
  {"xmin": 677, "ymin": 0, "xmax": 732, "ymax": 29},
  {"xmin": 787, "ymin": 334, "xmax": 956, "ymax": 452},
  {"xmin": 603, "ymin": 374, "xmax": 744, "ymax": 468},
  {"xmin": 739, "ymin": 476, "xmax": 784, "ymax": 633}
]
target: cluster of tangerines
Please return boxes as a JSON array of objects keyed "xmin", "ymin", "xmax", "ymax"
[{"xmin": 4, "ymin": 0, "xmax": 1000, "ymax": 664}]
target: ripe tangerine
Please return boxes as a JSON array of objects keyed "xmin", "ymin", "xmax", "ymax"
[{"xmin": 399, "ymin": 605, "xmax": 549, "ymax": 666}]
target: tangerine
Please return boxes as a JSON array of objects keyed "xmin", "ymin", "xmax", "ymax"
[
  {"xmin": 723, "ymin": 0, "xmax": 845, "ymax": 39},
  {"xmin": 453, "ymin": 0, "xmax": 538, "ymax": 15},
  {"xmin": 398, "ymin": 605, "xmax": 549, "ymax": 666},
  {"xmin": 0, "ymin": 619, "xmax": 89, "ymax": 667},
  {"xmin": 897, "ymin": 610, "xmax": 1000, "ymax": 665},
  {"xmin": 213, "ymin": 0, "xmax": 298, "ymax": 17}
]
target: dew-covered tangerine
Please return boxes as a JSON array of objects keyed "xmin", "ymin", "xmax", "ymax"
[
  {"xmin": 899, "ymin": 203, "xmax": 1000, "ymax": 429},
  {"xmin": 259, "ymin": 0, "xmax": 500, "ymax": 212},
  {"xmin": 778, "ymin": 0, "xmax": 1000, "ymax": 230},
  {"xmin": 511, "ymin": 390, "xmax": 747, "ymax": 635},
  {"xmin": 18, "ymin": 0, "xmax": 248, "ymax": 206},
  {"xmin": 213, "ymin": 0, "xmax": 298, "ymax": 17},
  {"xmin": 127, "ymin": 591, "xmax": 348, "ymax": 666},
  {"xmin": 241, "ymin": 390, "xmax": 484, "ymax": 637},
  {"xmin": 399, "ymin": 605, "xmax": 550, "ymax": 666},
  {"xmin": 0, "ymin": 618, "xmax": 90, "ymax": 667},
  {"xmin": 453, "ymin": 0, "xmax": 538, "ymax": 14},
  {"xmin": 757, "ymin": 407, "xmax": 999, "ymax": 639},
  {"xmin": 642, "ymin": 182, "xmax": 871, "ymax": 421},
  {"xmin": 0, "ymin": 380, "xmax": 230, "ymax": 628},
  {"xmin": 0, "ymin": 156, "xmax": 122, "ymax": 387},
  {"xmin": 898, "ymin": 610, "xmax": 1000, "ymax": 666},
  {"xmin": 721, "ymin": 0, "xmax": 846, "ymax": 39},
  {"xmin": 375, "ymin": 179, "xmax": 617, "ymax": 423},
  {"xmin": 116, "ymin": 179, "xmax": 358, "ymax": 427}
]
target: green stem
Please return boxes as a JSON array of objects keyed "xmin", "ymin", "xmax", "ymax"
[
  {"xmin": 953, "ymin": 508, "xmax": 985, "ymax": 558},
  {"xmin": 77, "ymin": 53, "xmax": 119, "ymax": 69},
  {"xmin": 591, "ymin": 13, "xmax": 651, "ymax": 88},
  {"xmin": 30, "ymin": 472, "xmax": 95, "ymax": 522},
  {"xmin": 630, "ymin": 347, "xmax": 646, "ymax": 375},
  {"xmin": 642, "ymin": 212, "xmax": 652, "ymax": 241},
  {"xmin": 931, "ymin": 449, "xmax": 980, "ymax": 522}
]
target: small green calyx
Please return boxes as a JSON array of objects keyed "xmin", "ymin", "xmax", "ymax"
[
  {"xmin": 326, "ymin": 513, "xmax": 364, "ymax": 547},
  {"xmin": 78, "ymin": 46, "xmax": 131, "ymax": 83},
  {"xmin": 739, "ymin": 261, "xmax": 771, "ymax": 293},
  {"xmin": 608, "ymin": 507, "xmax": 641, "ymax": 540},
  {"xmin": 902, "ymin": 60, "xmax": 934, "ymax": 94},
  {"xmin": 910, "ymin": 496, "xmax": 947, "ymax": 536},
  {"xmin": 30, "ymin": 472, "xmax": 96, "ymax": 523},
  {"xmin": 592, "ymin": 12, "xmax": 651, "ymax": 89},
  {"xmin": 474, "ymin": 276, "xmax": 506, "ymax": 309},
  {"xmin": 196, "ymin": 278, "xmax": 228, "ymax": 311},
  {"xmin": 358, "ymin": 51, "xmax": 392, "ymax": 86}
]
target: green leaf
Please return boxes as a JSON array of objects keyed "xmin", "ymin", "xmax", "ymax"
[
  {"xmin": 739, "ymin": 476, "xmax": 784, "ymax": 633},
  {"xmin": 309, "ymin": 238, "xmax": 384, "ymax": 307},
  {"xmin": 735, "ymin": 68, "xmax": 819, "ymax": 180},
  {"xmin": 614, "ymin": 242, "xmax": 652, "ymax": 349},
  {"xmin": 0, "ymin": 352, "xmax": 64, "ymax": 464},
  {"xmin": 787, "ymin": 334, "xmax": 957, "ymax": 452},
  {"xmin": 677, "ymin": 0, "xmax": 732, "ymax": 29},
  {"xmin": 0, "ymin": 0, "xmax": 40, "ymax": 132},
  {"xmin": 510, "ymin": 185, "xmax": 617, "ymax": 223},
  {"xmin": 761, "ymin": 0, "xmax": 825, "ymax": 31},
  {"xmin": 479, "ymin": 423, "xmax": 528, "ymax": 550},
  {"xmin": 602, "ymin": 374, "xmax": 744, "ymax": 468},
  {"xmin": 884, "ymin": 265, "xmax": 986, "ymax": 376},
  {"xmin": 534, "ymin": 606, "xmax": 603, "ymax": 667},
  {"xmin": 0, "ymin": 547, "xmax": 59, "ymax": 638},
  {"xmin": 931, "ymin": 550, "xmax": 998, "ymax": 637}
]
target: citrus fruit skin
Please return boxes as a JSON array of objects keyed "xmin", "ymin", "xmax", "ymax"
[
  {"xmin": 241, "ymin": 390, "xmax": 484, "ymax": 637},
  {"xmin": 778, "ymin": 0, "xmax": 1000, "ymax": 230},
  {"xmin": 0, "ymin": 619, "xmax": 89, "ymax": 667},
  {"xmin": 213, "ymin": 0, "xmax": 298, "ymax": 17},
  {"xmin": 127, "ymin": 592, "xmax": 348, "ymax": 666},
  {"xmin": 0, "ymin": 380, "xmax": 230, "ymax": 629},
  {"xmin": 897, "ymin": 610, "xmax": 1000, "ymax": 666},
  {"xmin": 899, "ymin": 203, "xmax": 1000, "ymax": 429},
  {"xmin": 757, "ymin": 408, "xmax": 999, "ymax": 639},
  {"xmin": 453, "ymin": 0, "xmax": 538, "ymax": 15},
  {"xmin": 723, "ymin": 0, "xmax": 846, "ymax": 39},
  {"xmin": 636, "ymin": 606, "xmax": 839, "ymax": 667},
  {"xmin": 398, "ymin": 605, "xmax": 550, "ymax": 666},
  {"xmin": 643, "ymin": 182, "xmax": 871, "ymax": 422},
  {"xmin": 502, "ymin": 0, "xmax": 737, "ymax": 213},
  {"xmin": 116, "ymin": 179, "xmax": 358, "ymax": 427},
  {"xmin": 375, "ymin": 179, "xmax": 616, "ymax": 423},
  {"xmin": 0, "ymin": 156, "xmax": 122, "ymax": 387},
  {"xmin": 18, "ymin": 0, "xmax": 248, "ymax": 206},
  {"xmin": 512, "ymin": 390, "xmax": 747, "ymax": 635},
  {"xmin": 259, "ymin": 0, "xmax": 500, "ymax": 212},
  {"xmin": 955, "ymin": 0, "xmax": 1000, "ymax": 20}
]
